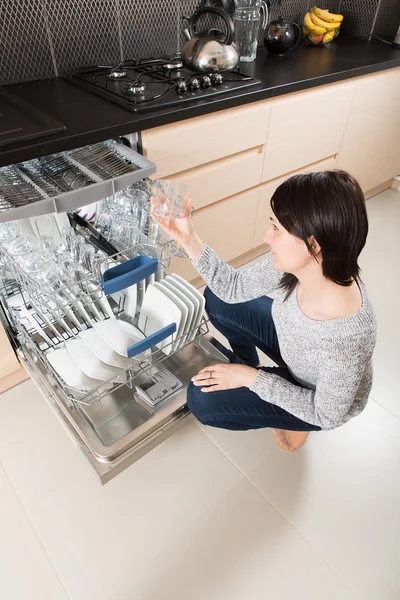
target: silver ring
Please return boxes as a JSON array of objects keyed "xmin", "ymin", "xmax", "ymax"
[{"xmin": 209, "ymin": 370, "xmax": 213, "ymax": 379}]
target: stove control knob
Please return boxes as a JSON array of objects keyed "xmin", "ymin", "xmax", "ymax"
[
  {"xmin": 210, "ymin": 73, "xmax": 223, "ymax": 86},
  {"xmin": 176, "ymin": 80, "xmax": 188, "ymax": 94},
  {"xmin": 201, "ymin": 75, "xmax": 212, "ymax": 88},
  {"xmin": 189, "ymin": 78, "xmax": 200, "ymax": 91}
]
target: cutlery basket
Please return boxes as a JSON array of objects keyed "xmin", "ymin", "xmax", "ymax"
[{"xmin": 0, "ymin": 139, "xmax": 156, "ymax": 223}]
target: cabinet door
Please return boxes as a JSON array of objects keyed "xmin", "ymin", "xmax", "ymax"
[
  {"xmin": 0, "ymin": 322, "xmax": 19, "ymax": 378},
  {"xmin": 167, "ymin": 188, "xmax": 259, "ymax": 282},
  {"xmin": 262, "ymin": 82, "xmax": 355, "ymax": 182},
  {"xmin": 336, "ymin": 68, "xmax": 400, "ymax": 192},
  {"xmin": 254, "ymin": 156, "xmax": 337, "ymax": 248},
  {"xmin": 141, "ymin": 101, "xmax": 271, "ymax": 178},
  {"xmin": 169, "ymin": 147, "xmax": 264, "ymax": 211}
]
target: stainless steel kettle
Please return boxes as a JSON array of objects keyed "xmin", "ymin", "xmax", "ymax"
[{"xmin": 181, "ymin": 6, "xmax": 240, "ymax": 73}]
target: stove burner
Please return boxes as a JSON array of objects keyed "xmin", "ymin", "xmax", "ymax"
[
  {"xmin": 108, "ymin": 69, "xmax": 127, "ymax": 79},
  {"xmin": 71, "ymin": 58, "xmax": 261, "ymax": 113},
  {"xmin": 124, "ymin": 83, "xmax": 147, "ymax": 96},
  {"xmin": 162, "ymin": 61, "xmax": 184, "ymax": 70}
]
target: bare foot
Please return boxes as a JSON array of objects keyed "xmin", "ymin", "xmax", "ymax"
[{"xmin": 273, "ymin": 429, "xmax": 310, "ymax": 452}]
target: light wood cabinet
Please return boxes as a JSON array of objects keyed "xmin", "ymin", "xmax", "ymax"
[
  {"xmin": 336, "ymin": 67, "xmax": 400, "ymax": 192},
  {"xmin": 253, "ymin": 156, "xmax": 337, "ymax": 248},
  {"xmin": 166, "ymin": 188, "xmax": 259, "ymax": 281},
  {"xmin": 141, "ymin": 100, "xmax": 271, "ymax": 178},
  {"xmin": 262, "ymin": 81, "xmax": 355, "ymax": 182},
  {"xmin": 141, "ymin": 67, "xmax": 399, "ymax": 287},
  {"xmin": 169, "ymin": 147, "xmax": 264, "ymax": 210}
]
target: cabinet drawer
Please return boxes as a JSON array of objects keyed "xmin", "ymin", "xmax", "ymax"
[
  {"xmin": 254, "ymin": 156, "xmax": 337, "ymax": 247},
  {"xmin": 169, "ymin": 147, "xmax": 264, "ymax": 210},
  {"xmin": 167, "ymin": 188, "xmax": 260, "ymax": 282},
  {"xmin": 262, "ymin": 82, "xmax": 354, "ymax": 182},
  {"xmin": 142, "ymin": 101, "xmax": 271, "ymax": 178},
  {"xmin": 336, "ymin": 68, "xmax": 400, "ymax": 192}
]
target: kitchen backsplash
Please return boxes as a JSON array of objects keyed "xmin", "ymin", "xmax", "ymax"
[{"xmin": 0, "ymin": 0, "xmax": 399, "ymax": 85}]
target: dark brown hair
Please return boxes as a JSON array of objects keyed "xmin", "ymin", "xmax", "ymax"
[{"xmin": 270, "ymin": 170, "xmax": 368, "ymax": 299}]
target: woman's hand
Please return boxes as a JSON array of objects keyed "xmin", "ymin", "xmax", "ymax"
[
  {"xmin": 191, "ymin": 363, "xmax": 259, "ymax": 393},
  {"xmin": 150, "ymin": 195, "xmax": 204, "ymax": 260}
]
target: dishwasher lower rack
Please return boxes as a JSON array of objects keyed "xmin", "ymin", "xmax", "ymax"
[{"xmin": 11, "ymin": 304, "xmax": 210, "ymax": 409}]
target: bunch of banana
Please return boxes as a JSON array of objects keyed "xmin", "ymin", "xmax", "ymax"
[{"xmin": 303, "ymin": 6, "xmax": 344, "ymax": 45}]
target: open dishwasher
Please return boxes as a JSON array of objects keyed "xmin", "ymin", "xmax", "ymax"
[{"xmin": 0, "ymin": 137, "xmax": 227, "ymax": 483}]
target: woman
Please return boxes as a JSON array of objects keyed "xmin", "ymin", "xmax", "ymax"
[{"xmin": 150, "ymin": 170, "xmax": 377, "ymax": 452}]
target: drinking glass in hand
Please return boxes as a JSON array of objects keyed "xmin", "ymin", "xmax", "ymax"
[{"xmin": 151, "ymin": 179, "xmax": 188, "ymax": 219}]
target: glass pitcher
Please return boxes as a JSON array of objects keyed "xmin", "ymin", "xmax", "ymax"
[{"xmin": 233, "ymin": 0, "xmax": 269, "ymax": 62}]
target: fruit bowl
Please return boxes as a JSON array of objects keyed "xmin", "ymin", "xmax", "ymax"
[
  {"xmin": 303, "ymin": 26, "xmax": 340, "ymax": 46},
  {"xmin": 302, "ymin": 6, "xmax": 343, "ymax": 46}
]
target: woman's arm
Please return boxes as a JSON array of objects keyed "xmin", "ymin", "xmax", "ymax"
[
  {"xmin": 250, "ymin": 337, "xmax": 373, "ymax": 430},
  {"xmin": 190, "ymin": 242, "xmax": 283, "ymax": 303},
  {"xmin": 150, "ymin": 196, "xmax": 283, "ymax": 303}
]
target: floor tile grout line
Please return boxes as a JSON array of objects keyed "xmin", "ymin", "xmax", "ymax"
[
  {"xmin": 192, "ymin": 420, "xmax": 362, "ymax": 600},
  {"xmin": 369, "ymin": 395, "xmax": 400, "ymax": 421},
  {"xmin": 0, "ymin": 459, "xmax": 71, "ymax": 600}
]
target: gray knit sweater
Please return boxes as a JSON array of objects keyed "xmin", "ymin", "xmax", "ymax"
[{"xmin": 191, "ymin": 244, "xmax": 377, "ymax": 430}]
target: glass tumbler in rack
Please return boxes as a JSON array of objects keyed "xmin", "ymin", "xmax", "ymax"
[
  {"xmin": 0, "ymin": 221, "xmax": 22, "ymax": 249},
  {"xmin": 9, "ymin": 235, "xmax": 38, "ymax": 266}
]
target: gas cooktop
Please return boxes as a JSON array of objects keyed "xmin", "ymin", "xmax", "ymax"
[{"xmin": 69, "ymin": 56, "xmax": 261, "ymax": 113}]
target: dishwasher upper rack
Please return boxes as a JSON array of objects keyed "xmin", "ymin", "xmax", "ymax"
[
  {"xmin": 0, "ymin": 234, "xmax": 187, "ymax": 316},
  {"xmin": 0, "ymin": 139, "xmax": 156, "ymax": 223}
]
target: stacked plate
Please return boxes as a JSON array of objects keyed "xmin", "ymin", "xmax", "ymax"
[
  {"xmin": 138, "ymin": 275, "xmax": 205, "ymax": 354},
  {"xmin": 47, "ymin": 315, "xmax": 149, "ymax": 393}
]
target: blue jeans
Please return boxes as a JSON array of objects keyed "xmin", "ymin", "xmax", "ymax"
[{"xmin": 187, "ymin": 287, "xmax": 321, "ymax": 432}]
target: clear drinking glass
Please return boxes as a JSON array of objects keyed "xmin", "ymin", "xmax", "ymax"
[
  {"xmin": 0, "ymin": 221, "xmax": 22, "ymax": 248},
  {"xmin": 151, "ymin": 179, "xmax": 188, "ymax": 219},
  {"xmin": 35, "ymin": 214, "xmax": 60, "ymax": 245},
  {"xmin": 9, "ymin": 235, "xmax": 38, "ymax": 265},
  {"xmin": 233, "ymin": 0, "xmax": 269, "ymax": 62},
  {"xmin": 124, "ymin": 189, "xmax": 150, "ymax": 226},
  {"xmin": 23, "ymin": 248, "xmax": 53, "ymax": 277}
]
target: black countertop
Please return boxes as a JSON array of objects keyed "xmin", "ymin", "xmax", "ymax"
[{"xmin": 1, "ymin": 39, "xmax": 400, "ymax": 168}]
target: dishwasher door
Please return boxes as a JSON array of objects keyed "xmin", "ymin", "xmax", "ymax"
[
  {"xmin": 0, "ymin": 134, "xmax": 226, "ymax": 484},
  {"xmin": 18, "ymin": 334, "xmax": 227, "ymax": 484}
]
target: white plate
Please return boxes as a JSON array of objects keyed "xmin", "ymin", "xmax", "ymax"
[
  {"xmin": 93, "ymin": 318, "xmax": 148, "ymax": 358},
  {"xmin": 165, "ymin": 275, "xmax": 200, "ymax": 341},
  {"xmin": 66, "ymin": 338, "xmax": 124, "ymax": 382},
  {"xmin": 47, "ymin": 347, "xmax": 103, "ymax": 391},
  {"xmin": 154, "ymin": 282, "xmax": 188, "ymax": 351},
  {"xmin": 138, "ymin": 284, "xmax": 182, "ymax": 355},
  {"xmin": 161, "ymin": 279, "xmax": 195, "ymax": 346},
  {"xmin": 79, "ymin": 328, "xmax": 131, "ymax": 369},
  {"xmin": 170, "ymin": 273, "xmax": 205, "ymax": 340},
  {"xmin": 122, "ymin": 284, "xmax": 137, "ymax": 319}
]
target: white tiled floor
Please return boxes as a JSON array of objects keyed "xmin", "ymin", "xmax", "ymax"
[{"xmin": 0, "ymin": 188, "xmax": 399, "ymax": 600}]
